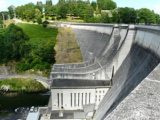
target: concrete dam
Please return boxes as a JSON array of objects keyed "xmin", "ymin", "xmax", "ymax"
[{"xmin": 50, "ymin": 23, "xmax": 160, "ymax": 120}]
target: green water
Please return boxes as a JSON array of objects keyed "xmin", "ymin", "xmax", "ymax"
[
  {"xmin": 0, "ymin": 93, "xmax": 49, "ymax": 110},
  {"xmin": 0, "ymin": 93, "xmax": 50, "ymax": 119}
]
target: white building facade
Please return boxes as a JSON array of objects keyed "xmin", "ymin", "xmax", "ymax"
[{"xmin": 51, "ymin": 79, "xmax": 110, "ymax": 111}]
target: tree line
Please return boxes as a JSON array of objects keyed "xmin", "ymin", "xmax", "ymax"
[{"xmin": 0, "ymin": 0, "xmax": 160, "ymax": 25}]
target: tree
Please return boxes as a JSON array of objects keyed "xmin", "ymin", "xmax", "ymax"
[
  {"xmin": 46, "ymin": 0, "xmax": 52, "ymax": 6},
  {"xmin": 97, "ymin": 0, "xmax": 117, "ymax": 10},
  {"xmin": 0, "ymin": 12, "xmax": 9, "ymax": 20},
  {"xmin": 16, "ymin": 3, "xmax": 36, "ymax": 21},
  {"xmin": 24, "ymin": 3, "xmax": 36, "ymax": 21},
  {"xmin": 57, "ymin": 0, "xmax": 68, "ymax": 18},
  {"xmin": 0, "ymin": 19, "xmax": 3, "ymax": 28},
  {"xmin": 36, "ymin": 1, "xmax": 43, "ymax": 13},
  {"xmin": 111, "ymin": 10, "xmax": 119, "ymax": 23},
  {"xmin": 8, "ymin": 5, "xmax": 15, "ymax": 19},
  {"xmin": 118, "ymin": 7, "xmax": 137, "ymax": 24},
  {"xmin": 0, "ymin": 34, "xmax": 5, "ymax": 63},
  {"xmin": 83, "ymin": 6, "xmax": 94, "ymax": 22},
  {"xmin": 91, "ymin": 1, "xmax": 97, "ymax": 11},
  {"xmin": 65, "ymin": 0, "xmax": 76, "ymax": 16},
  {"xmin": 76, "ymin": 0, "xmax": 90, "ymax": 18},
  {"xmin": 101, "ymin": 12, "xmax": 111, "ymax": 23},
  {"xmin": 138, "ymin": 8, "xmax": 156, "ymax": 24},
  {"xmin": 155, "ymin": 14, "xmax": 160, "ymax": 24},
  {"xmin": 3, "ymin": 24, "xmax": 30, "ymax": 62},
  {"xmin": 15, "ymin": 6, "xmax": 24, "ymax": 19},
  {"xmin": 45, "ymin": 5, "xmax": 57, "ymax": 16},
  {"xmin": 35, "ymin": 8, "xmax": 42, "ymax": 24}
]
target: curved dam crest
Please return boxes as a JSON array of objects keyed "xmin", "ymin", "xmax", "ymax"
[{"xmin": 51, "ymin": 23, "xmax": 160, "ymax": 120}]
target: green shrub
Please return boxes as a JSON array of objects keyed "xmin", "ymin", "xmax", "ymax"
[
  {"xmin": 0, "ymin": 78, "xmax": 47, "ymax": 93},
  {"xmin": 42, "ymin": 21, "xmax": 49, "ymax": 28},
  {"xmin": 37, "ymin": 17, "xmax": 42, "ymax": 24}
]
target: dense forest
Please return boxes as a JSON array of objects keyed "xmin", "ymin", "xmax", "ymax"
[{"xmin": 0, "ymin": 0, "xmax": 160, "ymax": 24}]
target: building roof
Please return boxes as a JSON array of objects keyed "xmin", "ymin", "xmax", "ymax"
[{"xmin": 51, "ymin": 79, "xmax": 110, "ymax": 88}]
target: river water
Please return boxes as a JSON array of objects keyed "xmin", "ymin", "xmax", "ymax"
[{"xmin": 0, "ymin": 93, "xmax": 50, "ymax": 120}]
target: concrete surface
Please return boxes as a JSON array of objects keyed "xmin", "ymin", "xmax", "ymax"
[
  {"xmin": 105, "ymin": 64, "xmax": 160, "ymax": 120},
  {"xmin": 51, "ymin": 23, "xmax": 160, "ymax": 120}
]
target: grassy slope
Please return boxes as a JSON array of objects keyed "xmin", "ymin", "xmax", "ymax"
[
  {"xmin": 16, "ymin": 23, "xmax": 58, "ymax": 75},
  {"xmin": 0, "ymin": 78, "xmax": 46, "ymax": 93},
  {"xmin": 17, "ymin": 23, "xmax": 58, "ymax": 46},
  {"xmin": 55, "ymin": 27, "xmax": 82, "ymax": 63}
]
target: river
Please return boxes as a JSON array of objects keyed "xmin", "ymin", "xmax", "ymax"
[{"xmin": 0, "ymin": 93, "xmax": 50, "ymax": 120}]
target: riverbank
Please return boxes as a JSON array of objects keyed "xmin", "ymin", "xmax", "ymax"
[{"xmin": 0, "ymin": 78, "xmax": 48, "ymax": 93}]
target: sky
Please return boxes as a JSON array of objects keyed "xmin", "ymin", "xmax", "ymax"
[{"xmin": 0, "ymin": 0, "xmax": 160, "ymax": 14}]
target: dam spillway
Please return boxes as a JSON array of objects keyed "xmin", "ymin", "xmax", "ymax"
[{"xmin": 50, "ymin": 24, "xmax": 160, "ymax": 120}]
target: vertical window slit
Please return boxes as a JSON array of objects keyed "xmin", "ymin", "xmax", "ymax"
[{"xmin": 57, "ymin": 93, "xmax": 59, "ymax": 107}]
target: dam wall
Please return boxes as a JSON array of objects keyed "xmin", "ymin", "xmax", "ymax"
[
  {"xmin": 51, "ymin": 25, "xmax": 133, "ymax": 80},
  {"xmin": 93, "ymin": 26, "xmax": 160, "ymax": 120},
  {"xmin": 51, "ymin": 23, "xmax": 160, "ymax": 120}
]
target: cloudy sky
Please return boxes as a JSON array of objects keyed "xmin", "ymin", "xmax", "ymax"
[{"xmin": 0, "ymin": 0, "xmax": 160, "ymax": 14}]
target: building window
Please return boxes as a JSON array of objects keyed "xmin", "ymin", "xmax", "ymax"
[
  {"xmin": 99, "ymin": 91, "xmax": 101, "ymax": 93},
  {"xmin": 103, "ymin": 90, "xmax": 105, "ymax": 93},
  {"xmin": 61, "ymin": 93, "xmax": 63, "ymax": 106},
  {"xmin": 57, "ymin": 93, "xmax": 59, "ymax": 107},
  {"xmin": 85, "ymin": 93, "xmax": 87, "ymax": 105},
  {"xmin": 78, "ymin": 93, "xmax": 80, "ymax": 106},
  {"xmin": 95, "ymin": 95, "xmax": 97, "ymax": 101},
  {"xmin": 89, "ymin": 93, "xmax": 91, "ymax": 104},
  {"xmin": 82, "ymin": 93, "xmax": 83, "ymax": 105},
  {"xmin": 74, "ymin": 93, "xmax": 76, "ymax": 106},
  {"xmin": 71, "ymin": 93, "xmax": 72, "ymax": 107}
]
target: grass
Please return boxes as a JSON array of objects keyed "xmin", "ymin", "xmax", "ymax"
[
  {"xmin": 17, "ymin": 23, "xmax": 58, "ymax": 46},
  {"xmin": 0, "ymin": 78, "xmax": 47, "ymax": 93},
  {"xmin": 55, "ymin": 27, "xmax": 83, "ymax": 63},
  {"xmin": 15, "ymin": 23, "xmax": 58, "ymax": 76}
]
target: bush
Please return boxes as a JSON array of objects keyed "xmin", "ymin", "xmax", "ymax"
[
  {"xmin": 42, "ymin": 21, "xmax": 49, "ymax": 28},
  {"xmin": 0, "ymin": 24, "xmax": 30, "ymax": 63},
  {"xmin": 0, "ymin": 78, "xmax": 47, "ymax": 93},
  {"xmin": 37, "ymin": 17, "xmax": 42, "ymax": 24}
]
